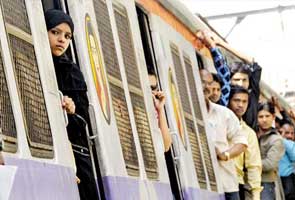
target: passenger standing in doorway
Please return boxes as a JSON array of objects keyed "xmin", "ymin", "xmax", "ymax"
[
  {"xmin": 148, "ymin": 70, "xmax": 172, "ymax": 152},
  {"xmin": 230, "ymin": 61, "xmax": 261, "ymax": 130},
  {"xmin": 227, "ymin": 85, "xmax": 262, "ymax": 200},
  {"xmin": 197, "ymin": 30, "xmax": 262, "ymax": 130},
  {"xmin": 45, "ymin": 9, "xmax": 99, "ymax": 200},
  {"xmin": 148, "ymin": 70, "xmax": 175, "ymax": 199},
  {"xmin": 200, "ymin": 69, "xmax": 247, "ymax": 200},
  {"xmin": 209, "ymin": 74, "xmax": 222, "ymax": 104},
  {"xmin": 216, "ymin": 36, "xmax": 262, "ymax": 131},
  {"xmin": 197, "ymin": 30, "xmax": 231, "ymax": 106},
  {"xmin": 257, "ymin": 102, "xmax": 285, "ymax": 200}
]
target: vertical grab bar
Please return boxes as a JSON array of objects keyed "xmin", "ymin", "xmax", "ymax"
[{"xmin": 58, "ymin": 91, "xmax": 68, "ymax": 126}]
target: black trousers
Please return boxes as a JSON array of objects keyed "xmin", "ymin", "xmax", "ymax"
[
  {"xmin": 224, "ymin": 192, "xmax": 240, "ymax": 200},
  {"xmin": 74, "ymin": 151, "xmax": 99, "ymax": 200},
  {"xmin": 239, "ymin": 184, "xmax": 253, "ymax": 200},
  {"xmin": 281, "ymin": 173, "xmax": 295, "ymax": 200}
]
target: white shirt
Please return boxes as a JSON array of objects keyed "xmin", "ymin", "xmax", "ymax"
[{"xmin": 207, "ymin": 102, "xmax": 248, "ymax": 193}]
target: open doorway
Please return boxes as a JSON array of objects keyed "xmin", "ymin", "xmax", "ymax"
[
  {"xmin": 41, "ymin": 1, "xmax": 105, "ymax": 199},
  {"xmin": 136, "ymin": 5, "xmax": 183, "ymax": 200}
]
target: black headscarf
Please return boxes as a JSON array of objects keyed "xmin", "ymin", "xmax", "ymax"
[{"xmin": 44, "ymin": 9, "xmax": 74, "ymax": 33}]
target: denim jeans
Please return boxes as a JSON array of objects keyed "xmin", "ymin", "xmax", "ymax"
[
  {"xmin": 225, "ymin": 192, "xmax": 240, "ymax": 200},
  {"xmin": 261, "ymin": 182, "xmax": 275, "ymax": 200}
]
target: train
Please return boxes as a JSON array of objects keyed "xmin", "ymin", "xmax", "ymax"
[{"xmin": 0, "ymin": 0, "xmax": 291, "ymax": 199}]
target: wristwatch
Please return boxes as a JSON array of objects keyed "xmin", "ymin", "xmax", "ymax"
[{"xmin": 224, "ymin": 151, "xmax": 230, "ymax": 161}]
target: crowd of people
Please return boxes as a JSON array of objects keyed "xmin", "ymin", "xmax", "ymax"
[
  {"xmin": 0, "ymin": 8, "xmax": 295, "ymax": 200},
  {"xmin": 197, "ymin": 29, "xmax": 295, "ymax": 200}
]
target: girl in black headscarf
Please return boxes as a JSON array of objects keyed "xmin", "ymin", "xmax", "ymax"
[{"xmin": 45, "ymin": 9, "xmax": 99, "ymax": 200}]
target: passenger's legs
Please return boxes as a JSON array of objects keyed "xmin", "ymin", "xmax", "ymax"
[
  {"xmin": 224, "ymin": 192, "xmax": 240, "ymax": 200},
  {"xmin": 74, "ymin": 152, "xmax": 99, "ymax": 200},
  {"xmin": 281, "ymin": 174, "xmax": 295, "ymax": 200},
  {"xmin": 261, "ymin": 182, "xmax": 275, "ymax": 200}
]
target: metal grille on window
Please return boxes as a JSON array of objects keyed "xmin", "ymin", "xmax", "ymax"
[
  {"xmin": 184, "ymin": 56, "xmax": 217, "ymax": 192},
  {"xmin": 93, "ymin": 0, "xmax": 139, "ymax": 177},
  {"xmin": 2, "ymin": 0, "xmax": 53, "ymax": 158},
  {"xmin": 1, "ymin": 0, "xmax": 31, "ymax": 34},
  {"xmin": 170, "ymin": 45, "xmax": 207, "ymax": 189},
  {"xmin": 114, "ymin": 5, "xmax": 158, "ymax": 180},
  {"xmin": 0, "ymin": 47, "xmax": 17, "ymax": 153}
]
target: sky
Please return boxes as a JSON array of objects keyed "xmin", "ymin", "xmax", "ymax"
[{"xmin": 180, "ymin": 0, "xmax": 295, "ymax": 95}]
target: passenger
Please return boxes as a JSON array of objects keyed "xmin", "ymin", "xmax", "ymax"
[
  {"xmin": 227, "ymin": 85, "xmax": 262, "ymax": 200},
  {"xmin": 148, "ymin": 70, "xmax": 172, "ymax": 152},
  {"xmin": 228, "ymin": 60, "xmax": 261, "ymax": 131},
  {"xmin": 45, "ymin": 9, "xmax": 99, "ymax": 200},
  {"xmin": 257, "ymin": 102, "xmax": 285, "ymax": 200},
  {"xmin": 272, "ymin": 96, "xmax": 293, "ymax": 132},
  {"xmin": 278, "ymin": 121, "xmax": 295, "ymax": 200},
  {"xmin": 198, "ymin": 30, "xmax": 262, "ymax": 130},
  {"xmin": 148, "ymin": 70, "xmax": 176, "ymax": 199},
  {"xmin": 197, "ymin": 30, "xmax": 230, "ymax": 106},
  {"xmin": 200, "ymin": 69, "xmax": 247, "ymax": 200},
  {"xmin": 209, "ymin": 74, "xmax": 222, "ymax": 104}
]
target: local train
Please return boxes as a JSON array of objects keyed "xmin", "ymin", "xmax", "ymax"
[{"xmin": 0, "ymin": 0, "xmax": 290, "ymax": 199}]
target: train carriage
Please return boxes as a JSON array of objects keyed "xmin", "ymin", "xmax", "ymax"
[
  {"xmin": 0, "ymin": 0, "xmax": 226, "ymax": 199},
  {"xmin": 0, "ymin": 0, "xmax": 291, "ymax": 199}
]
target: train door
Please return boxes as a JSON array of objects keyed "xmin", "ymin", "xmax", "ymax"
[
  {"xmin": 41, "ymin": 0, "xmax": 107, "ymax": 199},
  {"xmin": 136, "ymin": 6, "xmax": 183, "ymax": 200}
]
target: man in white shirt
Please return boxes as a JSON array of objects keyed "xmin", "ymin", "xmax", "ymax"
[{"xmin": 200, "ymin": 69, "xmax": 247, "ymax": 200}]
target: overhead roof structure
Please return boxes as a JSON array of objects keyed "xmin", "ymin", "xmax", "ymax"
[{"xmin": 204, "ymin": 5, "xmax": 295, "ymax": 20}]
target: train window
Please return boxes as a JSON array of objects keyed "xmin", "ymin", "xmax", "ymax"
[
  {"xmin": 92, "ymin": 0, "xmax": 140, "ymax": 177},
  {"xmin": 0, "ymin": 49, "xmax": 17, "ymax": 153},
  {"xmin": 2, "ymin": 0, "xmax": 54, "ymax": 158},
  {"xmin": 113, "ymin": 4, "xmax": 158, "ymax": 180},
  {"xmin": 183, "ymin": 55, "xmax": 218, "ymax": 191}
]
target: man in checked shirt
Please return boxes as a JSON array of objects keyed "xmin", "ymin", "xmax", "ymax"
[{"xmin": 197, "ymin": 30, "xmax": 262, "ymax": 131}]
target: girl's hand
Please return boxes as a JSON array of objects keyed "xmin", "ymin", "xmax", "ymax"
[{"xmin": 62, "ymin": 96, "xmax": 76, "ymax": 114}]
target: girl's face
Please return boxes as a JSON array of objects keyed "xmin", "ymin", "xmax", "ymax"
[
  {"xmin": 257, "ymin": 109, "xmax": 275, "ymax": 131},
  {"xmin": 48, "ymin": 23, "xmax": 72, "ymax": 56}
]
